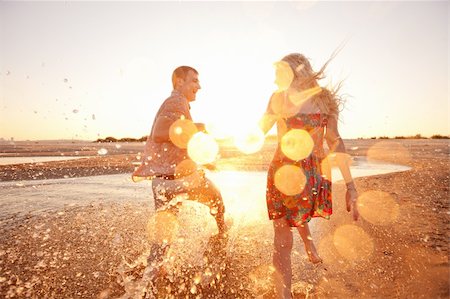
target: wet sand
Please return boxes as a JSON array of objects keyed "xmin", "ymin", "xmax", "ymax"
[{"xmin": 0, "ymin": 139, "xmax": 448, "ymax": 298}]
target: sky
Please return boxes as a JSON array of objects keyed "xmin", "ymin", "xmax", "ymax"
[{"xmin": 0, "ymin": 1, "xmax": 448, "ymax": 141}]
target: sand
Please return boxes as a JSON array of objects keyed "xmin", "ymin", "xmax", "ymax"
[{"xmin": 0, "ymin": 139, "xmax": 448, "ymax": 298}]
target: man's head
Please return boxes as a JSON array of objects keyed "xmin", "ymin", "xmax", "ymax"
[{"xmin": 172, "ymin": 66, "xmax": 201, "ymax": 102}]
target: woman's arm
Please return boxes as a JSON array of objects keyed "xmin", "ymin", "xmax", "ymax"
[
  {"xmin": 325, "ymin": 115, "xmax": 359, "ymax": 220},
  {"xmin": 258, "ymin": 94, "xmax": 278, "ymax": 135}
]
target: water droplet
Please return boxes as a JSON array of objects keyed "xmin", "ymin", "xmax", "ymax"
[
  {"xmin": 92, "ymin": 114, "xmax": 96, "ymax": 120},
  {"xmin": 72, "ymin": 109, "xmax": 79, "ymax": 114},
  {"xmin": 63, "ymin": 78, "xmax": 68, "ymax": 83},
  {"xmin": 204, "ymin": 268, "xmax": 212, "ymax": 276},
  {"xmin": 190, "ymin": 284, "xmax": 197, "ymax": 294},
  {"xmin": 6, "ymin": 71, "xmax": 11, "ymax": 76},
  {"xmin": 97, "ymin": 148, "xmax": 108, "ymax": 155}
]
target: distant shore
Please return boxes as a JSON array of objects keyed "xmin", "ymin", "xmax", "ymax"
[{"xmin": 0, "ymin": 138, "xmax": 447, "ymax": 181}]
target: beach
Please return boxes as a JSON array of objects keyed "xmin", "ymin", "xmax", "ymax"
[{"xmin": 0, "ymin": 139, "xmax": 448, "ymax": 298}]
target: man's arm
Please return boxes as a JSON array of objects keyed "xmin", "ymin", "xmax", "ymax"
[
  {"xmin": 151, "ymin": 98, "xmax": 189, "ymax": 143},
  {"xmin": 151, "ymin": 115, "xmax": 173, "ymax": 142}
]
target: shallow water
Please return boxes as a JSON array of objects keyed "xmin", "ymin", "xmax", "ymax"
[
  {"xmin": 0, "ymin": 157, "xmax": 409, "ymax": 219},
  {"xmin": 0, "ymin": 156, "xmax": 91, "ymax": 165}
]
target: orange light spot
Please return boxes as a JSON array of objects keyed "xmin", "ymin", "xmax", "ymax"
[
  {"xmin": 274, "ymin": 164, "xmax": 306, "ymax": 196},
  {"xmin": 333, "ymin": 225, "xmax": 373, "ymax": 261},
  {"xmin": 174, "ymin": 159, "xmax": 198, "ymax": 178},
  {"xmin": 169, "ymin": 119, "xmax": 198, "ymax": 149},
  {"xmin": 357, "ymin": 190, "xmax": 400, "ymax": 225}
]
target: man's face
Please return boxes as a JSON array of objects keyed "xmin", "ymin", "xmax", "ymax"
[{"xmin": 180, "ymin": 70, "xmax": 201, "ymax": 102}]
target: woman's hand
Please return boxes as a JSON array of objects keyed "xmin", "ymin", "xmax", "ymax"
[{"xmin": 346, "ymin": 184, "xmax": 359, "ymax": 221}]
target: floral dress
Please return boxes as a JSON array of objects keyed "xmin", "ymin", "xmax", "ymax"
[{"xmin": 266, "ymin": 113, "xmax": 332, "ymax": 227}]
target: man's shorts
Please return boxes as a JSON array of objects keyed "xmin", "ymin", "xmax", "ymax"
[{"xmin": 151, "ymin": 170, "xmax": 223, "ymax": 213}]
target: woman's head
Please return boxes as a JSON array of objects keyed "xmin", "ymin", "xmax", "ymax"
[
  {"xmin": 275, "ymin": 52, "xmax": 341, "ymax": 117},
  {"xmin": 282, "ymin": 53, "xmax": 314, "ymax": 80},
  {"xmin": 280, "ymin": 53, "xmax": 324, "ymax": 89}
]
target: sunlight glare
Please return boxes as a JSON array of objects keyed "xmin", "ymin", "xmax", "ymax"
[
  {"xmin": 274, "ymin": 60, "xmax": 294, "ymax": 92},
  {"xmin": 205, "ymin": 122, "xmax": 229, "ymax": 140},
  {"xmin": 233, "ymin": 126, "xmax": 265, "ymax": 154}
]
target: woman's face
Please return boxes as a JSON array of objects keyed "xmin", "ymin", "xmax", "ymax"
[{"xmin": 274, "ymin": 61, "xmax": 294, "ymax": 92}]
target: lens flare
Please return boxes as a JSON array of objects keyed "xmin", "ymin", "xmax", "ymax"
[
  {"xmin": 357, "ymin": 190, "xmax": 400, "ymax": 225},
  {"xmin": 187, "ymin": 132, "xmax": 219, "ymax": 165},
  {"xmin": 146, "ymin": 211, "xmax": 179, "ymax": 245},
  {"xmin": 367, "ymin": 141, "xmax": 412, "ymax": 165},
  {"xmin": 333, "ymin": 225, "xmax": 374, "ymax": 262},
  {"xmin": 169, "ymin": 119, "xmax": 198, "ymax": 149},
  {"xmin": 274, "ymin": 164, "xmax": 306, "ymax": 196},
  {"xmin": 234, "ymin": 127, "xmax": 265, "ymax": 154},
  {"xmin": 281, "ymin": 129, "xmax": 314, "ymax": 161},
  {"xmin": 174, "ymin": 159, "xmax": 197, "ymax": 178}
]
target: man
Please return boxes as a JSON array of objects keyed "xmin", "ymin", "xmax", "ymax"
[{"xmin": 133, "ymin": 66, "xmax": 227, "ymax": 256}]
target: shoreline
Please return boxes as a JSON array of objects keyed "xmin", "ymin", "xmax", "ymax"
[{"xmin": 0, "ymin": 138, "xmax": 441, "ymax": 182}]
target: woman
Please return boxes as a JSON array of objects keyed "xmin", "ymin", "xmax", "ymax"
[{"xmin": 259, "ymin": 53, "xmax": 359, "ymax": 298}]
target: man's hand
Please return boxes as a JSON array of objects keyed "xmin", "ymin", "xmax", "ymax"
[
  {"xmin": 203, "ymin": 163, "xmax": 217, "ymax": 171},
  {"xmin": 194, "ymin": 123, "xmax": 206, "ymax": 133}
]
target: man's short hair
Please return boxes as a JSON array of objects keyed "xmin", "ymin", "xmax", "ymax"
[{"xmin": 172, "ymin": 66, "xmax": 198, "ymax": 88}]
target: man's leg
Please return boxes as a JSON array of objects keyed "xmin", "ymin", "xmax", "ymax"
[
  {"xmin": 147, "ymin": 179, "xmax": 180, "ymax": 271},
  {"xmin": 187, "ymin": 176, "xmax": 227, "ymax": 236}
]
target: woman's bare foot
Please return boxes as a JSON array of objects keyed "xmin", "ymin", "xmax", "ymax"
[{"xmin": 305, "ymin": 243, "xmax": 322, "ymax": 264}]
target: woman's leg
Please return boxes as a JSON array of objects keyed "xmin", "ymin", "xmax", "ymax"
[
  {"xmin": 296, "ymin": 222, "xmax": 322, "ymax": 264},
  {"xmin": 273, "ymin": 218, "xmax": 294, "ymax": 299}
]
